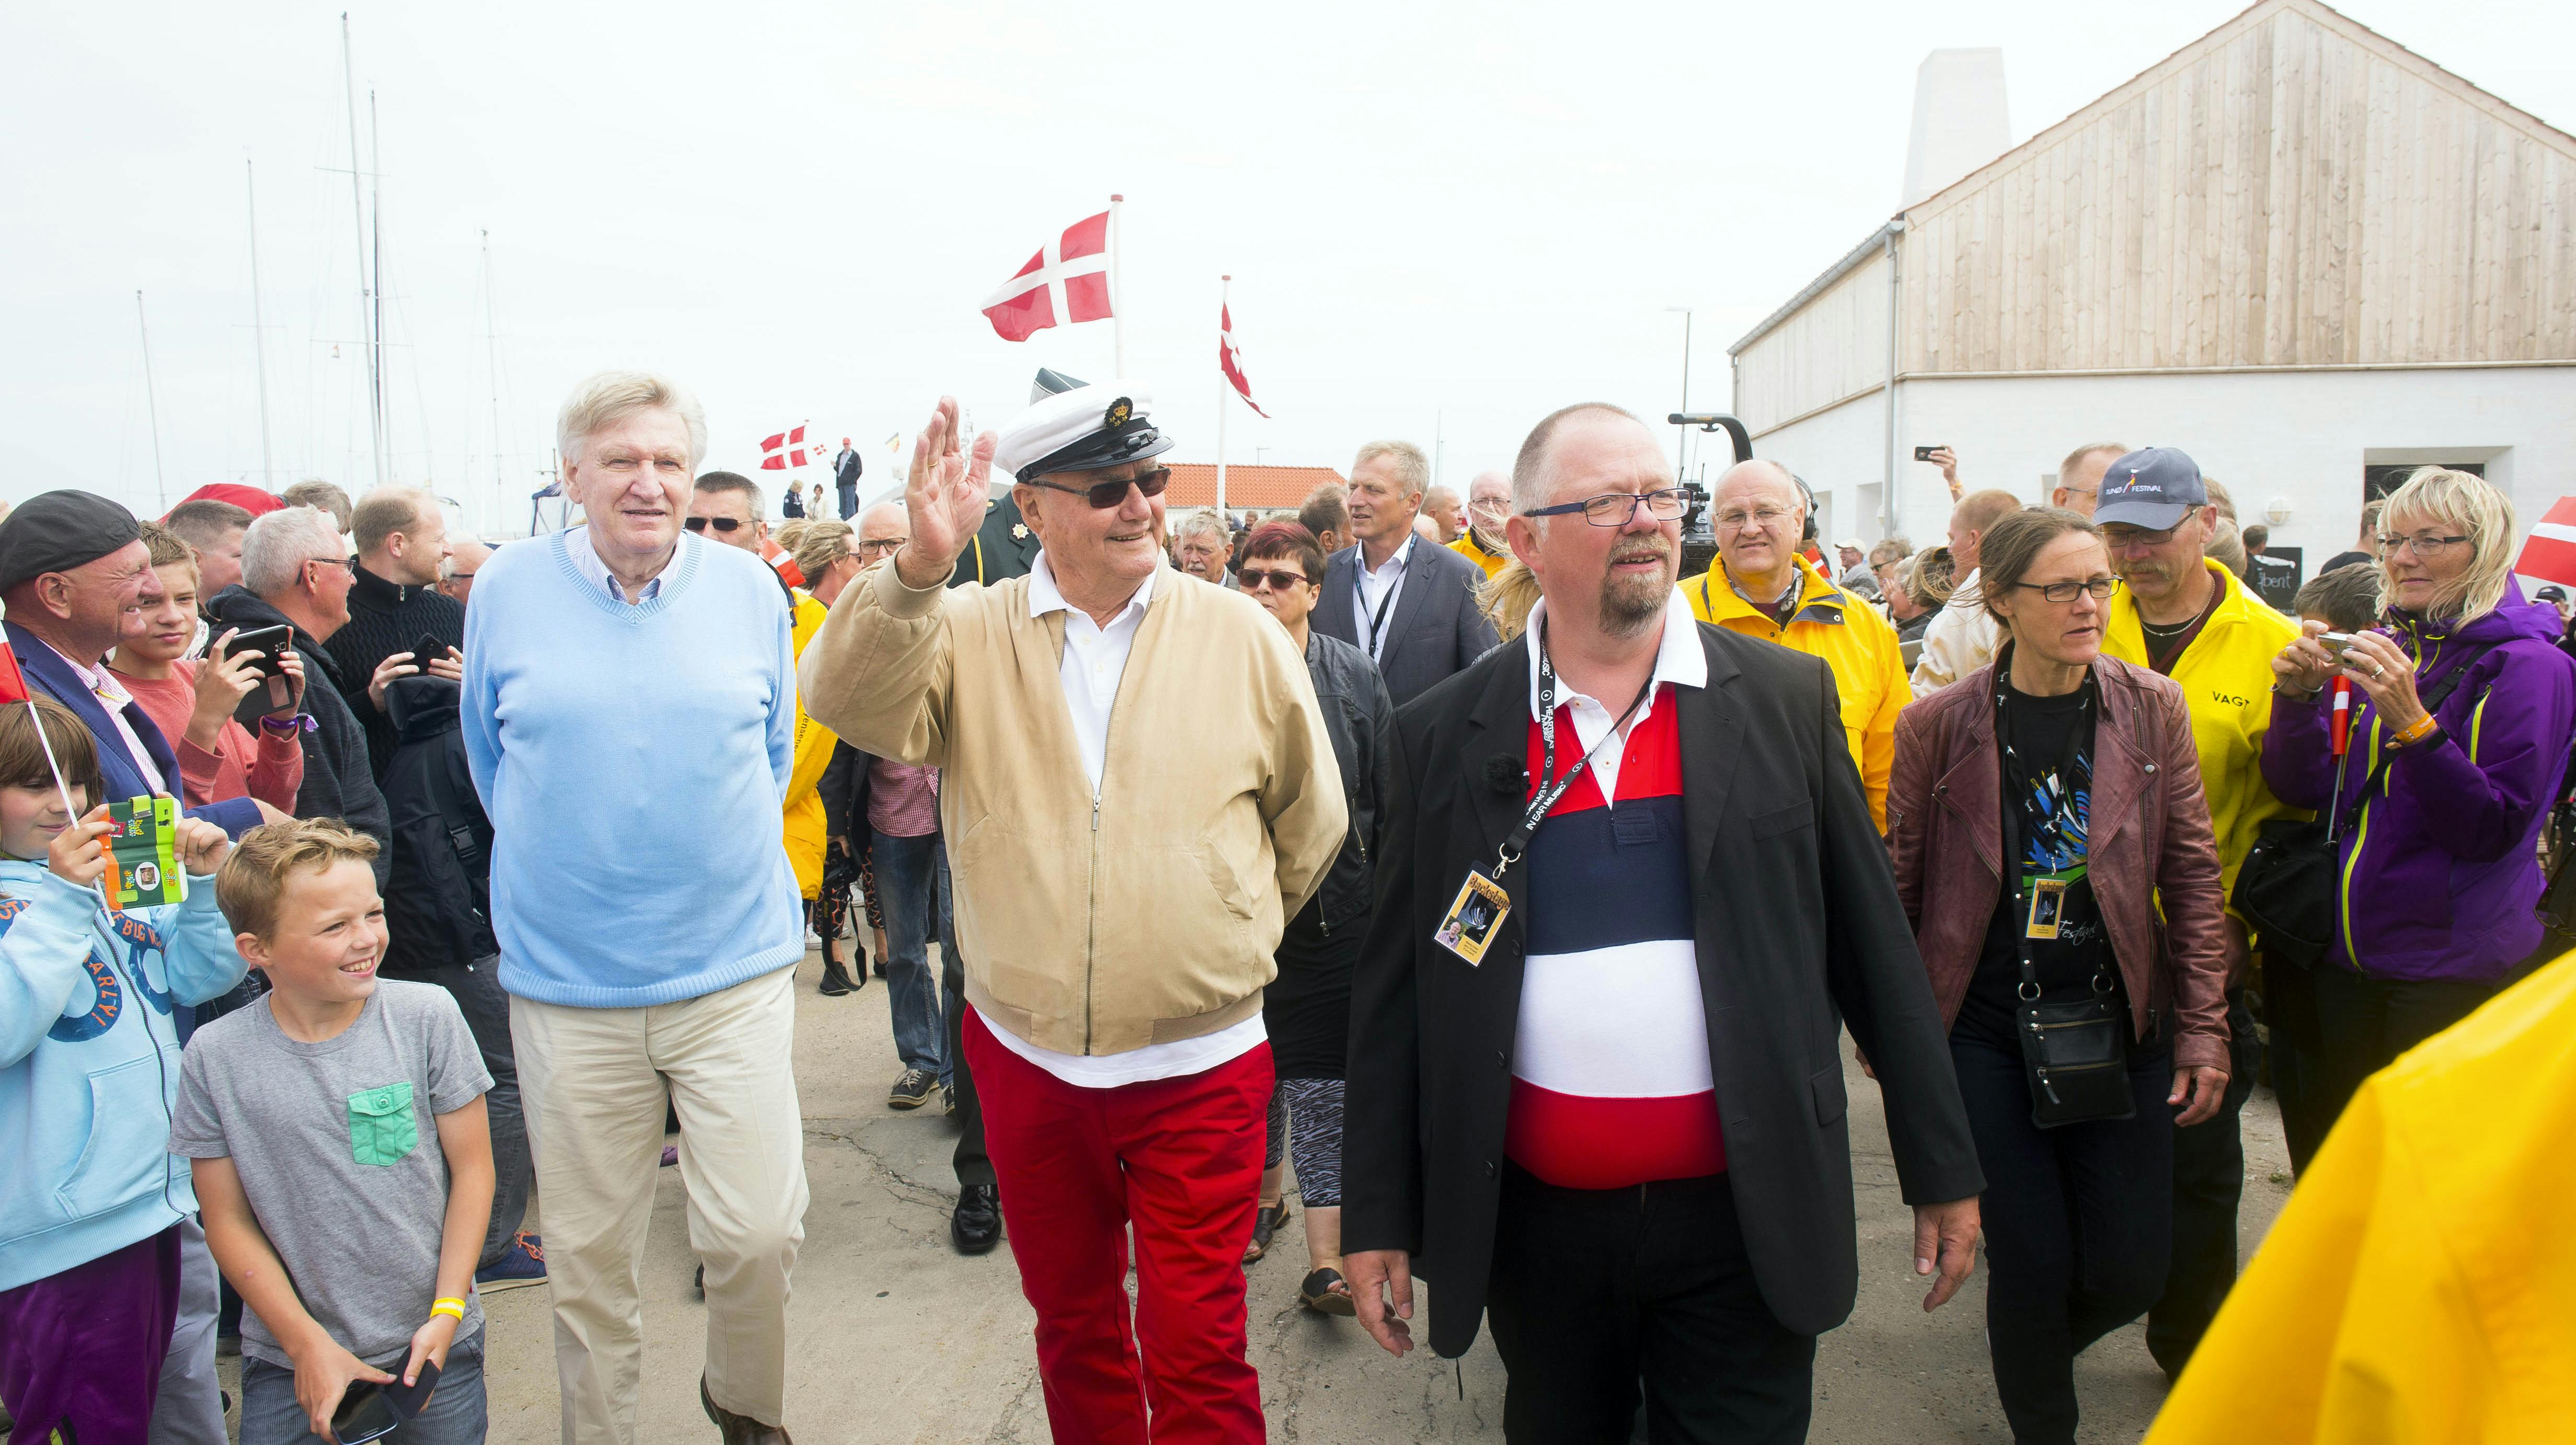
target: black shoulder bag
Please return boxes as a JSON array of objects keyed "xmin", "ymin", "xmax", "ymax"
[
  {"xmin": 1996, "ymin": 671, "xmax": 2135, "ymax": 1129},
  {"xmin": 2233, "ymin": 649, "xmax": 2491, "ymax": 968}
]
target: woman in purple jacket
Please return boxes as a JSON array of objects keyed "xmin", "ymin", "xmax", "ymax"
[{"xmin": 2264, "ymin": 465, "xmax": 2576, "ymax": 1133}]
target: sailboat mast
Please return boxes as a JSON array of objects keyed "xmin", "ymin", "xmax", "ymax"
[
  {"xmin": 136, "ymin": 291, "xmax": 167, "ymax": 513},
  {"xmin": 340, "ymin": 14, "xmax": 381, "ymax": 488},
  {"xmin": 481, "ymin": 230, "xmax": 505, "ymax": 535},
  {"xmin": 370, "ymin": 87, "xmax": 388, "ymax": 484},
  {"xmin": 247, "ymin": 159, "xmax": 273, "ymax": 486}
]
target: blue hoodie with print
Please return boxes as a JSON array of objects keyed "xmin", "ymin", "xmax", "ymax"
[{"xmin": 0, "ymin": 859, "xmax": 248, "ymax": 1291}]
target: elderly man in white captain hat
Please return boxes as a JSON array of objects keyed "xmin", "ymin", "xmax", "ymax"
[{"xmin": 800, "ymin": 383, "xmax": 1346, "ymax": 1442}]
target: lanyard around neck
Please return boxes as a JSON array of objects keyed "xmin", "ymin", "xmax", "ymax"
[
  {"xmin": 1496, "ymin": 620, "xmax": 1654, "ymax": 878},
  {"xmin": 1360, "ymin": 541, "xmax": 1407, "ymax": 656}
]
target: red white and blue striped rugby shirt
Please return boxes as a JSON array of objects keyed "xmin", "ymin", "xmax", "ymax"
[{"xmin": 1504, "ymin": 591, "xmax": 1726, "ymax": 1190}]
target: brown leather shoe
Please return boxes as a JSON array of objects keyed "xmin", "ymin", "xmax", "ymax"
[{"xmin": 702, "ymin": 1375, "xmax": 792, "ymax": 1445}]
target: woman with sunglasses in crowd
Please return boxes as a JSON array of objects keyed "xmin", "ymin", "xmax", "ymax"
[
  {"xmin": 1230, "ymin": 520, "xmax": 1394, "ymax": 1316},
  {"xmin": 2262, "ymin": 466, "xmax": 2576, "ymax": 1136},
  {"xmin": 1886, "ymin": 507, "xmax": 2230, "ymax": 1445}
]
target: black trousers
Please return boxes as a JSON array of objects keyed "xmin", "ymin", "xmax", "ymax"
[
  {"xmin": 1485, "ymin": 1164, "xmax": 1814, "ymax": 1444},
  {"xmin": 941, "ymin": 945, "xmax": 995, "ymax": 1191},
  {"xmin": 1952, "ymin": 1033, "xmax": 2174, "ymax": 1445},
  {"xmin": 2145, "ymin": 991, "xmax": 2257, "ymax": 1378},
  {"xmin": 2259, "ymin": 955, "xmax": 2334, "ymax": 1174},
  {"xmin": 2310, "ymin": 964, "xmax": 2494, "ymax": 1139}
]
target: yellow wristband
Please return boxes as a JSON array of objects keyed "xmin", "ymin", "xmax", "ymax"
[
  {"xmin": 2390, "ymin": 715, "xmax": 2441, "ymax": 748},
  {"xmin": 430, "ymin": 1298, "xmax": 467, "ymax": 1321}
]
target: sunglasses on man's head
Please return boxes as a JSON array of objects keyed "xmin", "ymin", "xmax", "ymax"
[
  {"xmin": 1025, "ymin": 467, "xmax": 1172, "ymax": 510},
  {"xmin": 683, "ymin": 516, "xmax": 744, "ymax": 533}
]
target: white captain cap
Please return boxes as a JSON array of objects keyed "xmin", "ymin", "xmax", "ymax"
[{"xmin": 993, "ymin": 379, "xmax": 1174, "ymax": 483}]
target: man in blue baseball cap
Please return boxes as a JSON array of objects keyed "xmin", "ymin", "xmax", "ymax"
[{"xmin": 2093, "ymin": 443, "xmax": 2288, "ymax": 1385}]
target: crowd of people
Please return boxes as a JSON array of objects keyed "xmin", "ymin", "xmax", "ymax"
[{"xmin": 4, "ymin": 368, "xmax": 2573, "ymax": 1445}]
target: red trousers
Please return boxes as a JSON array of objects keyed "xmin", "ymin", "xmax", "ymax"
[{"xmin": 965, "ymin": 1008, "xmax": 1273, "ymax": 1445}]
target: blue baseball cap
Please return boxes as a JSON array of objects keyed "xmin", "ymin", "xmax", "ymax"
[{"xmin": 2095, "ymin": 447, "xmax": 2207, "ymax": 530}]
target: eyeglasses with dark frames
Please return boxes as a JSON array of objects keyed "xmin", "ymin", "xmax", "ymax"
[
  {"xmin": 854, "ymin": 537, "xmax": 904, "ymax": 556},
  {"xmin": 683, "ymin": 516, "xmax": 744, "ymax": 533},
  {"xmin": 2376, "ymin": 532, "xmax": 2471, "ymax": 559},
  {"xmin": 2011, "ymin": 577, "xmax": 2122, "ymax": 604},
  {"xmin": 1238, "ymin": 567, "xmax": 1312, "ymax": 592},
  {"xmin": 1025, "ymin": 467, "xmax": 1174, "ymax": 510},
  {"xmin": 1522, "ymin": 487, "xmax": 1691, "ymax": 527}
]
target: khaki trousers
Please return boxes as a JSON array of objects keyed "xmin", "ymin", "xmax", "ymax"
[{"xmin": 512, "ymin": 967, "xmax": 810, "ymax": 1445}]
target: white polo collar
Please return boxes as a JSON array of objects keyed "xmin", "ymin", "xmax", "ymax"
[
  {"xmin": 1027, "ymin": 551, "xmax": 1156, "ymax": 626},
  {"xmin": 1522, "ymin": 586, "xmax": 1707, "ymax": 722}
]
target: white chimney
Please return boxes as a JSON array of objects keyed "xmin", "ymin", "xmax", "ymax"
[{"xmin": 1903, "ymin": 48, "xmax": 2010, "ymax": 210}]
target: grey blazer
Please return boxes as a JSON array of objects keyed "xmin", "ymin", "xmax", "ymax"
[{"xmin": 1313, "ymin": 539, "xmax": 1501, "ymax": 708}]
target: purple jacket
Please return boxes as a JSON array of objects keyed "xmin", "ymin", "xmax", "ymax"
[{"xmin": 2261, "ymin": 581, "xmax": 2576, "ymax": 983}]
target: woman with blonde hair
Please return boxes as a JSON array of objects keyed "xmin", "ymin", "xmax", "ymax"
[
  {"xmin": 2261, "ymin": 466, "xmax": 2576, "ymax": 1133},
  {"xmin": 1476, "ymin": 556, "xmax": 1542, "ymax": 643}
]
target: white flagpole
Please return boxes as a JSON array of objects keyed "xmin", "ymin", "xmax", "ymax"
[
  {"xmin": 1109, "ymin": 193, "xmax": 1125, "ymax": 377},
  {"xmin": 1216, "ymin": 275, "xmax": 1230, "ymax": 521},
  {"xmin": 21, "ymin": 698, "xmax": 111, "ymax": 909}
]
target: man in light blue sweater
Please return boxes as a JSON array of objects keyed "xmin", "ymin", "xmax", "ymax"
[{"xmin": 461, "ymin": 371, "xmax": 808, "ymax": 1445}]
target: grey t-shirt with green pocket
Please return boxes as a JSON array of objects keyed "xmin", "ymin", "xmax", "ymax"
[{"xmin": 171, "ymin": 979, "xmax": 493, "ymax": 1369}]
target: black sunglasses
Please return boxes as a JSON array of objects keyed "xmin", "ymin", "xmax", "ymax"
[
  {"xmin": 1026, "ymin": 467, "xmax": 1172, "ymax": 510},
  {"xmin": 683, "ymin": 516, "xmax": 744, "ymax": 533},
  {"xmin": 1239, "ymin": 567, "xmax": 1312, "ymax": 592}
]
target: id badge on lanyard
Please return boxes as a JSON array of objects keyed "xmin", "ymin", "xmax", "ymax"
[{"xmin": 1436, "ymin": 623, "xmax": 1650, "ymax": 965}]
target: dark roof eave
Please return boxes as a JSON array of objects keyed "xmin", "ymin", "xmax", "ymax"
[{"xmin": 1729, "ymin": 220, "xmax": 1903, "ymax": 358}]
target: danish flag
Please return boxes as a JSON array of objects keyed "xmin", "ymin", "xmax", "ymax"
[
  {"xmin": 2514, "ymin": 495, "xmax": 2576, "ymax": 588},
  {"xmin": 1219, "ymin": 303, "xmax": 1269, "ymax": 418},
  {"xmin": 982, "ymin": 211, "xmax": 1113, "ymax": 342},
  {"xmin": 760, "ymin": 424, "xmax": 813, "ymax": 472}
]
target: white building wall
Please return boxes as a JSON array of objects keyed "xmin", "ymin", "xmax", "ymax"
[{"xmin": 1746, "ymin": 364, "xmax": 2576, "ymax": 569}]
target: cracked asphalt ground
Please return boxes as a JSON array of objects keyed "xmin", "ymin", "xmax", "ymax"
[{"xmin": 420, "ymin": 950, "xmax": 2291, "ymax": 1443}]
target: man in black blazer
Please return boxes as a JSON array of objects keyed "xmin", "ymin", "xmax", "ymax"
[
  {"xmin": 1342, "ymin": 403, "xmax": 1983, "ymax": 1443},
  {"xmin": 1313, "ymin": 440, "xmax": 1500, "ymax": 705}
]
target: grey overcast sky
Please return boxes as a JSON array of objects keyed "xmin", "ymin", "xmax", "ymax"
[{"xmin": 4, "ymin": 1, "xmax": 2567, "ymax": 534}]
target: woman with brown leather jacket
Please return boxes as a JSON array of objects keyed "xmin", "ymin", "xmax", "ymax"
[{"xmin": 1885, "ymin": 507, "xmax": 2232, "ymax": 1445}]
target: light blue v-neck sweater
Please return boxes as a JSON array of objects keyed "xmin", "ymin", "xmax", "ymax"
[{"xmin": 461, "ymin": 531, "xmax": 801, "ymax": 1007}]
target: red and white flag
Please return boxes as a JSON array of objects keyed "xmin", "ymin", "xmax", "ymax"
[
  {"xmin": 0, "ymin": 637, "xmax": 28, "ymax": 707},
  {"xmin": 982, "ymin": 211, "xmax": 1112, "ymax": 342},
  {"xmin": 1219, "ymin": 303, "xmax": 1269, "ymax": 418},
  {"xmin": 760, "ymin": 424, "xmax": 813, "ymax": 472},
  {"xmin": 2515, "ymin": 496, "xmax": 2576, "ymax": 588}
]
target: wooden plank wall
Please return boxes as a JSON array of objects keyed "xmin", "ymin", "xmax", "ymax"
[
  {"xmin": 1898, "ymin": 5, "xmax": 2576, "ymax": 374},
  {"xmin": 1735, "ymin": 249, "xmax": 1890, "ymax": 434}
]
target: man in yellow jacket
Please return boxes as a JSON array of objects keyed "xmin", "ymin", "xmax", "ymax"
[
  {"xmin": 1684, "ymin": 460, "xmax": 1908, "ymax": 830},
  {"xmin": 2145, "ymin": 951, "xmax": 2576, "ymax": 1443},
  {"xmin": 1447, "ymin": 471, "xmax": 1512, "ymax": 579},
  {"xmin": 2092, "ymin": 447, "xmax": 2306, "ymax": 1382}
]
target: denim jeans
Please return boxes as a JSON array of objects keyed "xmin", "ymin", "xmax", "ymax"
[
  {"xmin": 240, "ymin": 1339, "xmax": 487, "ymax": 1445},
  {"xmin": 870, "ymin": 829, "xmax": 951, "ymax": 1082}
]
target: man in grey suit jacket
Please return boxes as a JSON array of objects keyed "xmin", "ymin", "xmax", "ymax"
[{"xmin": 1313, "ymin": 440, "xmax": 1500, "ymax": 705}]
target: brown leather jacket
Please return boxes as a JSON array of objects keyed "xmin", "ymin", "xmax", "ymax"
[{"xmin": 1885, "ymin": 655, "xmax": 2232, "ymax": 1073}]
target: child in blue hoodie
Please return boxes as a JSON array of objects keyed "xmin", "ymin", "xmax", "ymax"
[{"xmin": 0, "ymin": 695, "xmax": 247, "ymax": 1445}]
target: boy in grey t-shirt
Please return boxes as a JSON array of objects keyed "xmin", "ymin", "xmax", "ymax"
[{"xmin": 174, "ymin": 821, "xmax": 496, "ymax": 1444}]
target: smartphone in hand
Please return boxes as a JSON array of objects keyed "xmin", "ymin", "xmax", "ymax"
[
  {"xmin": 225, "ymin": 624, "xmax": 295, "ymax": 680},
  {"xmin": 331, "ymin": 1358, "xmax": 441, "ymax": 1444},
  {"xmin": 411, "ymin": 633, "xmax": 452, "ymax": 668}
]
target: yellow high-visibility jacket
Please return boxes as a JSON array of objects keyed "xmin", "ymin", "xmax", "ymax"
[
  {"xmin": 783, "ymin": 591, "xmax": 837, "ymax": 900},
  {"xmin": 1448, "ymin": 529, "xmax": 1510, "ymax": 579},
  {"xmin": 1686, "ymin": 557, "xmax": 1908, "ymax": 830},
  {"xmin": 2145, "ymin": 950, "xmax": 2576, "ymax": 1443},
  {"xmin": 2101, "ymin": 559, "xmax": 2309, "ymax": 914}
]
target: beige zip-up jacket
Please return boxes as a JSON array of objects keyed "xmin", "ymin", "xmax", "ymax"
[{"xmin": 799, "ymin": 557, "xmax": 1347, "ymax": 1056}]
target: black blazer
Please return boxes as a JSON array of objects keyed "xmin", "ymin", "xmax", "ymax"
[
  {"xmin": 1313, "ymin": 539, "xmax": 1500, "ymax": 707},
  {"xmin": 1340, "ymin": 621, "xmax": 1983, "ymax": 1355},
  {"xmin": 949, "ymin": 492, "xmax": 1042, "ymax": 588}
]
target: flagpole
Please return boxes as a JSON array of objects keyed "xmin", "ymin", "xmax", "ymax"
[
  {"xmin": 136, "ymin": 291, "xmax": 168, "ymax": 514},
  {"xmin": 1109, "ymin": 193, "xmax": 1125, "ymax": 377},
  {"xmin": 21, "ymin": 699, "xmax": 111, "ymax": 909},
  {"xmin": 1216, "ymin": 276, "xmax": 1230, "ymax": 521}
]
